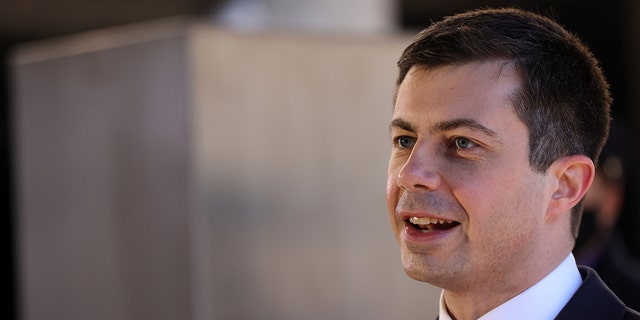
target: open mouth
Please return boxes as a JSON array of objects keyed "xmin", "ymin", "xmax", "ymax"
[{"xmin": 408, "ymin": 216, "xmax": 460, "ymax": 232}]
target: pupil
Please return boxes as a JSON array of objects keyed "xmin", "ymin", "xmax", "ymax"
[
  {"xmin": 400, "ymin": 137, "xmax": 412, "ymax": 147},
  {"xmin": 456, "ymin": 138, "xmax": 471, "ymax": 149}
]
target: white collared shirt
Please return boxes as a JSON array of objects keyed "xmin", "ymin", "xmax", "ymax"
[{"xmin": 438, "ymin": 253, "xmax": 582, "ymax": 320}]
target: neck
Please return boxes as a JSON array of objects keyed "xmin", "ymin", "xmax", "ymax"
[{"xmin": 442, "ymin": 249, "xmax": 571, "ymax": 320}]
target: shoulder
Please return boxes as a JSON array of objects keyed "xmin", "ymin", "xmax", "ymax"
[
  {"xmin": 556, "ymin": 266, "xmax": 639, "ymax": 320},
  {"xmin": 596, "ymin": 240, "xmax": 640, "ymax": 311}
]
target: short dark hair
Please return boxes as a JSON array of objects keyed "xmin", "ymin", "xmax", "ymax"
[{"xmin": 395, "ymin": 7, "xmax": 611, "ymax": 238}]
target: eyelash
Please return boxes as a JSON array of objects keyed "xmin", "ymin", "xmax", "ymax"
[{"xmin": 393, "ymin": 135, "xmax": 478, "ymax": 151}]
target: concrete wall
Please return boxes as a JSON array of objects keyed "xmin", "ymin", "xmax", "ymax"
[
  {"xmin": 13, "ymin": 19, "xmax": 194, "ymax": 320},
  {"xmin": 13, "ymin": 17, "xmax": 440, "ymax": 320}
]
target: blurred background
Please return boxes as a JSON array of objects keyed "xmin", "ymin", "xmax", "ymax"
[{"xmin": 4, "ymin": 0, "xmax": 640, "ymax": 319}]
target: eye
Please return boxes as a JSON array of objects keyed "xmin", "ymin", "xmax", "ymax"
[
  {"xmin": 453, "ymin": 137, "xmax": 477, "ymax": 150},
  {"xmin": 395, "ymin": 136, "xmax": 416, "ymax": 149}
]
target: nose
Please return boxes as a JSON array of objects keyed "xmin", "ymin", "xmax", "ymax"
[{"xmin": 397, "ymin": 147, "xmax": 441, "ymax": 192}]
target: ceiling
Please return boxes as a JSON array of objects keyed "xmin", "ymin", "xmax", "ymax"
[
  {"xmin": 0, "ymin": 0, "xmax": 573, "ymax": 45},
  {"xmin": 0, "ymin": 0, "xmax": 220, "ymax": 45},
  {"xmin": 0, "ymin": 0, "xmax": 626, "ymax": 79}
]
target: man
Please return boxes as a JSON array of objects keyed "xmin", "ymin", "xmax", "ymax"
[{"xmin": 386, "ymin": 7, "xmax": 640, "ymax": 320}]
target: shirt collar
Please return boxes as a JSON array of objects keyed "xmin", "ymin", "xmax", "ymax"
[{"xmin": 438, "ymin": 253, "xmax": 582, "ymax": 320}]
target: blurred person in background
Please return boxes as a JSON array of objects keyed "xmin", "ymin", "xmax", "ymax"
[{"xmin": 574, "ymin": 120, "xmax": 640, "ymax": 310}]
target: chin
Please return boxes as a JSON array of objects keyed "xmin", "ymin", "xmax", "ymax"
[
  {"xmin": 404, "ymin": 268, "xmax": 431, "ymax": 282},
  {"xmin": 401, "ymin": 252, "xmax": 454, "ymax": 288},
  {"xmin": 401, "ymin": 253, "xmax": 433, "ymax": 282}
]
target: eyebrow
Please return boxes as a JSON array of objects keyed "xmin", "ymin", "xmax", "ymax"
[
  {"xmin": 389, "ymin": 118, "xmax": 416, "ymax": 133},
  {"xmin": 389, "ymin": 117, "xmax": 498, "ymax": 138},
  {"xmin": 436, "ymin": 119, "xmax": 497, "ymax": 137}
]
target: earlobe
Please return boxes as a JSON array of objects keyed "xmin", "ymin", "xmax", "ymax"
[{"xmin": 547, "ymin": 155, "xmax": 595, "ymax": 217}]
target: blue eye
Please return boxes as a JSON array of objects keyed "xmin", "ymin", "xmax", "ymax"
[
  {"xmin": 396, "ymin": 136, "xmax": 416, "ymax": 149},
  {"xmin": 453, "ymin": 137, "xmax": 477, "ymax": 149}
]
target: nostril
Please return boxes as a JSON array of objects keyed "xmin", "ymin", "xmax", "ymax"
[{"xmin": 397, "ymin": 175, "xmax": 410, "ymax": 191}]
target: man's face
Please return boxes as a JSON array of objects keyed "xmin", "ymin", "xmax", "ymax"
[{"xmin": 387, "ymin": 61, "xmax": 553, "ymax": 291}]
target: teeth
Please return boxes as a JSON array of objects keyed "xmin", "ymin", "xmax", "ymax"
[{"xmin": 409, "ymin": 217, "xmax": 453, "ymax": 225}]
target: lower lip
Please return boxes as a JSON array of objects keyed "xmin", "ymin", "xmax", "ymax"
[{"xmin": 402, "ymin": 223, "xmax": 458, "ymax": 244}]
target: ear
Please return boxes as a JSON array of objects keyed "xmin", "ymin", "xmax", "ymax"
[{"xmin": 546, "ymin": 155, "xmax": 595, "ymax": 218}]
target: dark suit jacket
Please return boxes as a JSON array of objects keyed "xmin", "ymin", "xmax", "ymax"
[
  {"xmin": 435, "ymin": 266, "xmax": 639, "ymax": 320},
  {"xmin": 555, "ymin": 266, "xmax": 640, "ymax": 320},
  {"xmin": 588, "ymin": 236, "xmax": 640, "ymax": 311}
]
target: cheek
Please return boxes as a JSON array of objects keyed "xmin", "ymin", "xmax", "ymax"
[
  {"xmin": 460, "ymin": 173, "xmax": 545, "ymax": 245},
  {"xmin": 386, "ymin": 158, "xmax": 402, "ymax": 206},
  {"xmin": 447, "ymin": 164, "xmax": 491, "ymax": 213},
  {"xmin": 386, "ymin": 165, "xmax": 402, "ymax": 235},
  {"xmin": 451, "ymin": 164, "xmax": 527, "ymax": 215},
  {"xmin": 386, "ymin": 182, "xmax": 398, "ymax": 219}
]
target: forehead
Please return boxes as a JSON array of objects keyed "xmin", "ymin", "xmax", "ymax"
[{"xmin": 393, "ymin": 61, "xmax": 523, "ymax": 133}]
